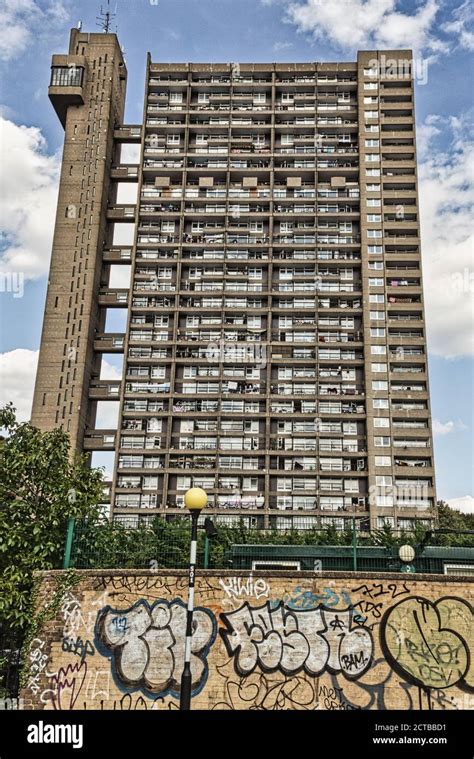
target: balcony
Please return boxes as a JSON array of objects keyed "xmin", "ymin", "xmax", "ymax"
[
  {"xmin": 84, "ymin": 431, "xmax": 117, "ymax": 451},
  {"xmin": 114, "ymin": 125, "xmax": 142, "ymax": 142},
  {"xmin": 89, "ymin": 381, "xmax": 121, "ymax": 400},
  {"xmin": 93, "ymin": 334, "xmax": 125, "ymax": 353},
  {"xmin": 49, "ymin": 57, "xmax": 86, "ymax": 127}
]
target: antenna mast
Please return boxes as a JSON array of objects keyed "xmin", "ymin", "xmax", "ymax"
[{"xmin": 96, "ymin": 0, "xmax": 117, "ymax": 33}]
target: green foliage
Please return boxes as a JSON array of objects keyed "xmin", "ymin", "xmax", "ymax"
[
  {"xmin": 19, "ymin": 570, "xmax": 81, "ymax": 689},
  {"xmin": 435, "ymin": 501, "xmax": 474, "ymax": 545},
  {"xmin": 0, "ymin": 404, "xmax": 104, "ymax": 633}
]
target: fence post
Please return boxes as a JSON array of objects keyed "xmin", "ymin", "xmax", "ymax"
[
  {"xmin": 204, "ymin": 535, "xmax": 209, "ymax": 569},
  {"xmin": 352, "ymin": 517, "xmax": 357, "ymax": 572},
  {"xmin": 63, "ymin": 518, "xmax": 76, "ymax": 569}
]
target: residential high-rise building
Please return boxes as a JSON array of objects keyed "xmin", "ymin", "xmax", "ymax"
[{"xmin": 32, "ymin": 28, "xmax": 437, "ymax": 532}]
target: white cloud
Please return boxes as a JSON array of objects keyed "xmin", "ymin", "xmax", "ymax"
[
  {"xmin": 274, "ymin": 41, "xmax": 294, "ymax": 52},
  {"xmin": 418, "ymin": 112, "xmax": 474, "ymax": 358},
  {"xmin": 0, "ymin": 0, "xmax": 69, "ymax": 62},
  {"xmin": 281, "ymin": 0, "xmax": 446, "ymax": 57},
  {"xmin": 100, "ymin": 358, "xmax": 123, "ymax": 381},
  {"xmin": 442, "ymin": 1, "xmax": 474, "ymax": 51},
  {"xmin": 0, "ymin": 348, "xmax": 38, "ymax": 422},
  {"xmin": 446, "ymin": 495, "xmax": 474, "ymax": 514},
  {"xmin": 433, "ymin": 419, "xmax": 468, "ymax": 436},
  {"xmin": 0, "ymin": 116, "xmax": 60, "ymax": 280}
]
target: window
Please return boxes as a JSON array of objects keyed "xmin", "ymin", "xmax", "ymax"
[
  {"xmin": 369, "ymin": 261, "xmax": 383, "ymax": 270},
  {"xmin": 169, "ymin": 92, "xmax": 183, "ymax": 102},
  {"xmin": 365, "ymin": 155, "xmax": 380, "ymax": 162},
  {"xmin": 50, "ymin": 66, "xmax": 84, "ymax": 87},
  {"xmin": 376, "ymin": 475, "xmax": 392, "ymax": 486},
  {"xmin": 370, "ymin": 328, "xmax": 386, "ymax": 337},
  {"xmin": 368, "ymin": 245, "xmax": 383, "ymax": 254},
  {"xmin": 367, "ymin": 214, "xmax": 381, "ymax": 222},
  {"xmin": 371, "ymin": 363, "xmax": 388, "ymax": 373},
  {"xmin": 374, "ymin": 418, "xmax": 390, "ymax": 428},
  {"xmin": 376, "ymin": 495, "xmax": 394, "ymax": 507},
  {"xmin": 366, "ymin": 168, "xmax": 381, "ymax": 176},
  {"xmin": 371, "ymin": 345, "xmax": 387, "ymax": 354},
  {"xmin": 373, "ymin": 398, "xmax": 389, "ymax": 409},
  {"xmin": 375, "ymin": 456, "xmax": 391, "ymax": 466},
  {"xmin": 372, "ymin": 380, "xmax": 388, "ymax": 391},
  {"xmin": 369, "ymin": 278, "xmax": 384, "ymax": 287},
  {"xmin": 366, "ymin": 183, "xmax": 381, "ymax": 191},
  {"xmin": 367, "ymin": 198, "xmax": 381, "ymax": 206},
  {"xmin": 370, "ymin": 311, "xmax": 385, "ymax": 320},
  {"xmin": 370, "ymin": 294, "xmax": 385, "ymax": 303}
]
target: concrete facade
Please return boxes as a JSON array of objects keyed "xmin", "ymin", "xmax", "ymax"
[
  {"xmin": 32, "ymin": 29, "xmax": 436, "ymax": 532},
  {"xmin": 22, "ymin": 570, "xmax": 473, "ymax": 710}
]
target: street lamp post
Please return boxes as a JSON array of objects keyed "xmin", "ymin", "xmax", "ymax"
[{"xmin": 180, "ymin": 487, "xmax": 208, "ymax": 710}]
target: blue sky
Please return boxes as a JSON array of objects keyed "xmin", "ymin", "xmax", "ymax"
[{"xmin": 0, "ymin": 0, "xmax": 472, "ymax": 507}]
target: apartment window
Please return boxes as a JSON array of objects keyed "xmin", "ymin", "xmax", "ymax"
[
  {"xmin": 366, "ymin": 183, "xmax": 381, "ymax": 191},
  {"xmin": 371, "ymin": 345, "xmax": 387, "ymax": 354},
  {"xmin": 366, "ymin": 168, "xmax": 381, "ymax": 176},
  {"xmin": 370, "ymin": 294, "xmax": 385, "ymax": 303},
  {"xmin": 376, "ymin": 476, "xmax": 393, "ymax": 486},
  {"xmin": 169, "ymin": 92, "xmax": 183, "ymax": 102},
  {"xmin": 364, "ymin": 110, "xmax": 378, "ymax": 119},
  {"xmin": 365, "ymin": 155, "xmax": 380, "ymax": 163},
  {"xmin": 370, "ymin": 310, "xmax": 385, "ymax": 320},
  {"xmin": 369, "ymin": 278, "xmax": 384, "ymax": 287},
  {"xmin": 367, "ymin": 230, "xmax": 382, "ymax": 239},
  {"xmin": 374, "ymin": 418, "xmax": 390, "ymax": 428},
  {"xmin": 378, "ymin": 517, "xmax": 395, "ymax": 527},
  {"xmin": 369, "ymin": 262, "xmax": 383, "ymax": 270},
  {"xmin": 364, "ymin": 82, "xmax": 378, "ymax": 90},
  {"xmin": 376, "ymin": 495, "xmax": 394, "ymax": 507},
  {"xmin": 373, "ymin": 398, "xmax": 389, "ymax": 409},
  {"xmin": 374, "ymin": 436, "xmax": 391, "ymax": 447},
  {"xmin": 372, "ymin": 380, "xmax": 388, "ymax": 391},
  {"xmin": 367, "ymin": 214, "xmax": 382, "ymax": 222},
  {"xmin": 371, "ymin": 363, "xmax": 388, "ymax": 373},
  {"xmin": 367, "ymin": 198, "xmax": 381, "ymax": 206},
  {"xmin": 370, "ymin": 328, "xmax": 386, "ymax": 337},
  {"xmin": 368, "ymin": 245, "xmax": 383, "ymax": 254},
  {"xmin": 50, "ymin": 66, "xmax": 84, "ymax": 87}
]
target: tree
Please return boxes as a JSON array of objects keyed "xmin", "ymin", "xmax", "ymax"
[
  {"xmin": 0, "ymin": 404, "xmax": 104, "ymax": 632},
  {"xmin": 432, "ymin": 500, "xmax": 474, "ymax": 546}
]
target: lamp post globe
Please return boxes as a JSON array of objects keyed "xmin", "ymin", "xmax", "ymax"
[{"xmin": 184, "ymin": 487, "xmax": 208, "ymax": 511}]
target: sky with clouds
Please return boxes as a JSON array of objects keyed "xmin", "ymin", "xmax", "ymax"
[{"xmin": 0, "ymin": 0, "xmax": 472, "ymax": 509}]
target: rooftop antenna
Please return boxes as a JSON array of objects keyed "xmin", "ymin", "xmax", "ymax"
[{"xmin": 96, "ymin": 0, "xmax": 117, "ymax": 33}]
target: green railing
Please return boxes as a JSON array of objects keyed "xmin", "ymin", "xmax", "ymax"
[{"xmin": 62, "ymin": 517, "xmax": 474, "ymax": 573}]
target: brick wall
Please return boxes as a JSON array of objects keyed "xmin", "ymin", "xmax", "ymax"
[{"xmin": 22, "ymin": 570, "xmax": 473, "ymax": 710}]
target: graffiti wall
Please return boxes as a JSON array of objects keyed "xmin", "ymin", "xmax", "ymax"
[{"xmin": 22, "ymin": 571, "xmax": 473, "ymax": 711}]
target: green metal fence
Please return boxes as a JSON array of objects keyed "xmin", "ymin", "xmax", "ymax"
[{"xmin": 63, "ymin": 518, "xmax": 474, "ymax": 574}]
